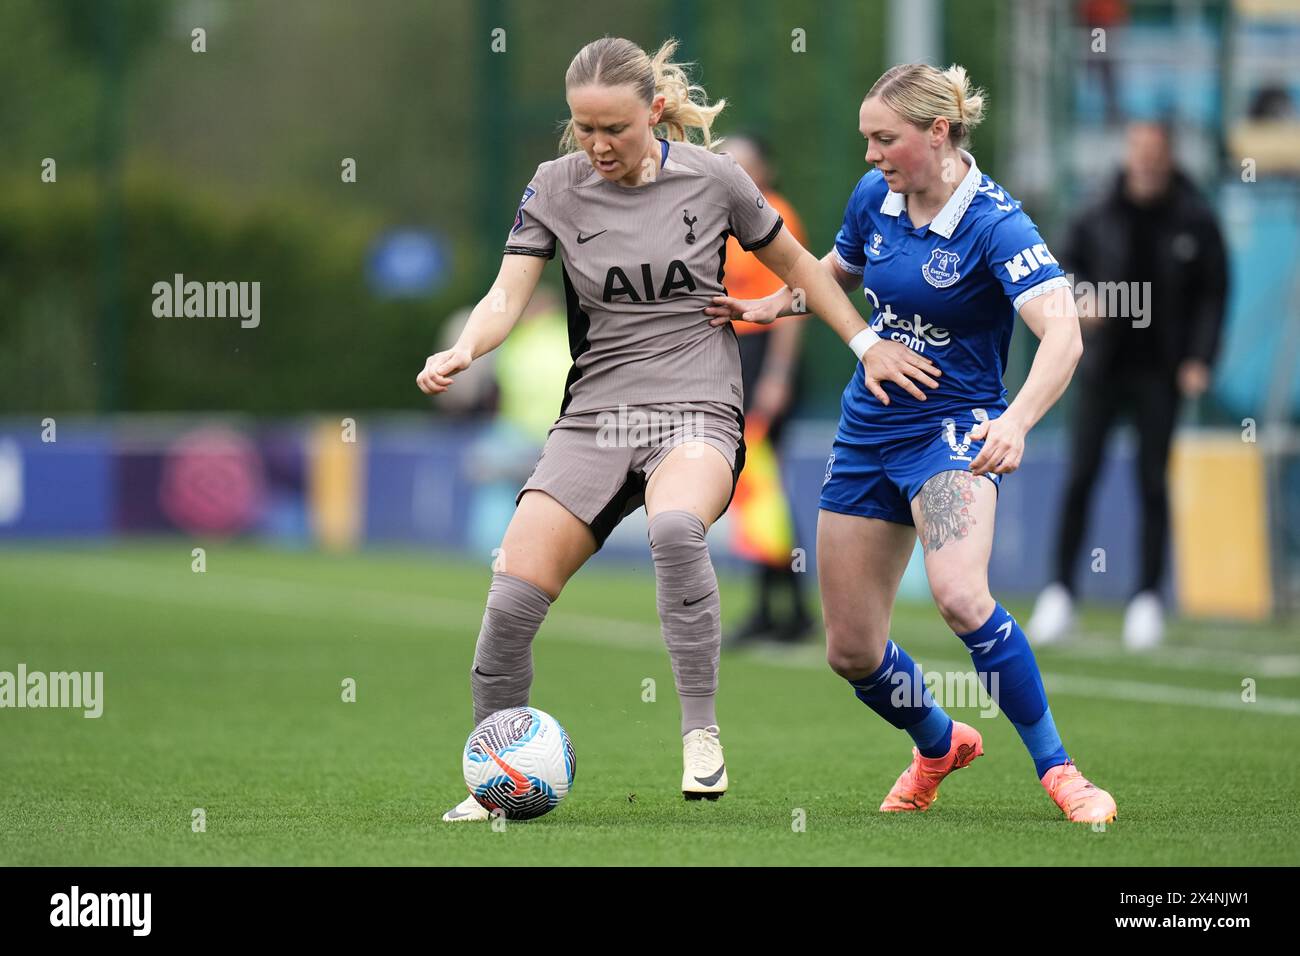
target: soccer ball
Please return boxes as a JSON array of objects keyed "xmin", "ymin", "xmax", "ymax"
[{"xmin": 462, "ymin": 707, "xmax": 576, "ymax": 820}]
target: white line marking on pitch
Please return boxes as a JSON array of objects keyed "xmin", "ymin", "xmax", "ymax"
[{"xmin": 7, "ymin": 554, "xmax": 1299, "ymax": 718}]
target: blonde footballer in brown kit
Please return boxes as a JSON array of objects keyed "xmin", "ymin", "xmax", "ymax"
[{"xmin": 417, "ymin": 36, "xmax": 938, "ymax": 821}]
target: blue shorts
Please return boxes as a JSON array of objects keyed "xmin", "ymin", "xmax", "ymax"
[{"xmin": 819, "ymin": 409, "xmax": 1003, "ymax": 526}]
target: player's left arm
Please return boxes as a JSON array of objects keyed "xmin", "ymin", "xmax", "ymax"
[{"xmin": 969, "ymin": 287, "xmax": 1082, "ymax": 477}]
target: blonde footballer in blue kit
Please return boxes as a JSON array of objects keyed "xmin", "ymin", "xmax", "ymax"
[
  {"xmin": 707, "ymin": 64, "xmax": 1117, "ymax": 823},
  {"xmin": 419, "ymin": 39, "xmax": 936, "ymax": 821}
]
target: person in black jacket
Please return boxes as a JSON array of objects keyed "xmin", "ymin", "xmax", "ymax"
[{"xmin": 1028, "ymin": 121, "xmax": 1229, "ymax": 650}]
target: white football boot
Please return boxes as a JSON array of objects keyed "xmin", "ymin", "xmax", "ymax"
[
  {"xmin": 1123, "ymin": 591, "xmax": 1165, "ymax": 651},
  {"xmin": 682, "ymin": 725, "xmax": 727, "ymax": 800},
  {"xmin": 441, "ymin": 794, "xmax": 491, "ymax": 822},
  {"xmin": 1027, "ymin": 582, "xmax": 1075, "ymax": 646}
]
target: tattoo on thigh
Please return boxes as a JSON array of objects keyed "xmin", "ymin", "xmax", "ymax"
[{"xmin": 918, "ymin": 471, "xmax": 978, "ymax": 554}]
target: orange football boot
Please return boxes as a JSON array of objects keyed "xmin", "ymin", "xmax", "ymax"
[
  {"xmin": 880, "ymin": 720, "xmax": 984, "ymax": 812},
  {"xmin": 1041, "ymin": 761, "xmax": 1117, "ymax": 823}
]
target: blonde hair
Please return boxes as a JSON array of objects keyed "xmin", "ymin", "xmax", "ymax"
[
  {"xmin": 559, "ymin": 37, "xmax": 726, "ymax": 153},
  {"xmin": 866, "ymin": 63, "xmax": 986, "ymax": 149}
]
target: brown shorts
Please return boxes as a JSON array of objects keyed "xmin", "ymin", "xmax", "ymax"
[{"xmin": 517, "ymin": 401, "xmax": 746, "ymax": 549}]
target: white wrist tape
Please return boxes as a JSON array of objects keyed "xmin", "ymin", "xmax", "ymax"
[{"xmin": 848, "ymin": 327, "xmax": 881, "ymax": 361}]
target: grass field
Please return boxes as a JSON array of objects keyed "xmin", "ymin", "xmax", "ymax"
[{"xmin": 1, "ymin": 541, "xmax": 1297, "ymax": 866}]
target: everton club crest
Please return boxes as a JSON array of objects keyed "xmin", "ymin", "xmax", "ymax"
[{"xmin": 921, "ymin": 248, "xmax": 961, "ymax": 289}]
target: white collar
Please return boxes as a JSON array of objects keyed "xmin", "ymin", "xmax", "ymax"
[{"xmin": 879, "ymin": 149, "xmax": 982, "ymax": 239}]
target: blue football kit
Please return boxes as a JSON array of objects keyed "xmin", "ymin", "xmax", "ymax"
[
  {"xmin": 819, "ymin": 150, "xmax": 1070, "ymax": 524},
  {"xmin": 820, "ymin": 151, "xmax": 1078, "ymax": 783}
]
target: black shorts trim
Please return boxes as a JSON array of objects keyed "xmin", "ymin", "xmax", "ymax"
[
  {"xmin": 719, "ymin": 406, "xmax": 747, "ymax": 520},
  {"xmin": 588, "ymin": 473, "xmax": 648, "ymax": 551}
]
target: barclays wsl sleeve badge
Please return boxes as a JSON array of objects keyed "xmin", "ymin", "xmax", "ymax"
[
  {"xmin": 511, "ymin": 186, "xmax": 537, "ymax": 235},
  {"xmin": 921, "ymin": 249, "xmax": 962, "ymax": 289}
]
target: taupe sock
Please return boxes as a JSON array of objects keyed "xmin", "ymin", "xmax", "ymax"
[
  {"xmin": 679, "ymin": 693, "xmax": 718, "ymax": 735},
  {"xmin": 647, "ymin": 510, "xmax": 721, "ymax": 735},
  {"xmin": 470, "ymin": 572, "xmax": 553, "ymax": 724}
]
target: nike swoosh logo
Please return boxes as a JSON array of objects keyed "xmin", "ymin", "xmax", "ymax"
[
  {"xmin": 694, "ymin": 764, "xmax": 726, "ymax": 786},
  {"xmin": 483, "ymin": 745, "xmax": 530, "ymax": 795},
  {"xmin": 683, "ymin": 589, "xmax": 716, "ymax": 607},
  {"xmin": 576, "ymin": 230, "xmax": 607, "ymax": 244}
]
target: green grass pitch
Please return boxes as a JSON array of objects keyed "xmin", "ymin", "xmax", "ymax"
[{"xmin": 1, "ymin": 542, "xmax": 1297, "ymax": 866}]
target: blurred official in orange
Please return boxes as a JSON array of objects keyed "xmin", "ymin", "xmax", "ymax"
[{"xmin": 722, "ymin": 134, "xmax": 813, "ymax": 645}]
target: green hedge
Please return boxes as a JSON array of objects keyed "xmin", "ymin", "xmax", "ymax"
[{"xmin": 0, "ymin": 170, "xmax": 476, "ymax": 413}]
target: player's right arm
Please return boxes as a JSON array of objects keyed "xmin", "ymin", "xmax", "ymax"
[
  {"xmin": 704, "ymin": 251, "xmax": 857, "ymax": 324},
  {"xmin": 416, "ymin": 253, "xmax": 545, "ymax": 395}
]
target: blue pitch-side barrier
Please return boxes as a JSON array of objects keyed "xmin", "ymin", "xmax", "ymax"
[
  {"xmin": 0, "ymin": 429, "xmax": 115, "ymax": 536},
  {"xmin": 0, "ymin": 416, "xmax": 1165, "ymax": 604}
]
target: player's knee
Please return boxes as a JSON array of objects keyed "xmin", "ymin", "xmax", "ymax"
[
  {"xmin": 825, "ymin": 629, "xmax": 888, "ymax": 679},
  {"xmin": 488, "ymin": 561, "xmax": 564, "ymax": 601},
  {"xmin": 647, "ymin": 509, "xmax": 707, "ymax": 561},
  {"xmin": 477, "ymin": 573, "xmax": 554, "ymax": 655},
  {"xmin": 930, "ymin": 579, "xmax": 994, "ymax": 634}
]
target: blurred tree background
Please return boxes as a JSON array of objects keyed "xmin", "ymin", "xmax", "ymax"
[{"xmin": 0, "ymin": 0, "xmax": 1011, "ymax": 416}]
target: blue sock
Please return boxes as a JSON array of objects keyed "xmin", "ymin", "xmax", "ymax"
[
  {"xmin": 956, "ymin": 603, "xmax": 1069, "ymax": 778},
  {"xmin": 847, "ymin": 640, "xmax": 953, "ymax": 758}
]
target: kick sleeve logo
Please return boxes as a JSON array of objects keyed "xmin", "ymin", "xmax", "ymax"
[{"xmin": 1002, "ymin": 243, "xmax": 1058, "ymax": 283}]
